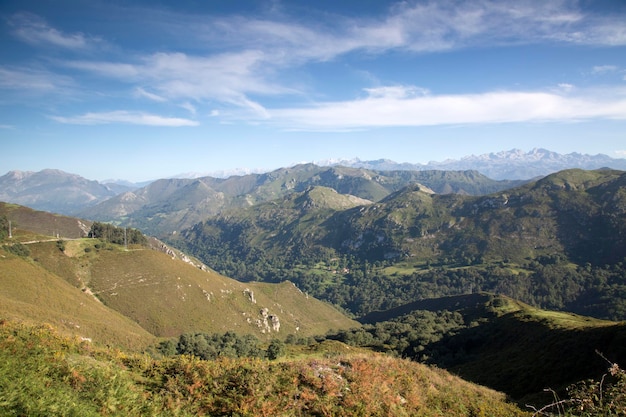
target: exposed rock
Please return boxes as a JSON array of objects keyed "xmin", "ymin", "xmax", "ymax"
[{"xmin": 243, "ymin": 288, "xmax": 256, "ymax": 304}]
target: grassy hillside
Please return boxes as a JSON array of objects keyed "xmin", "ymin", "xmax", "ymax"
[
  {"xmin": 0, "ymin": 201, "xmax": 91, "ymax": 239},
  {"xmin": 440, "ymin": 295, "xmax": 626, "ymax": 404},
  {"xmin": 24, "ymin": 239, "xmax": 358, "ymax": 340},
  {"xmin": 0, "ymin": 251, "xmax": 155, "ymax": 350},
  {"xmin": 0, "ymin": 318, "xmax": 530, "ymax": 416}
]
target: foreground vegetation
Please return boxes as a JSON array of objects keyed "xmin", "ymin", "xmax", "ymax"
[{"xmin": 0, "ymin": 318, "xmax": 530, "ymax": 416}]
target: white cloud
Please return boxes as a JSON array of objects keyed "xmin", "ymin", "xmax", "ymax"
[
  {"xmin": 363, "ymin": 86, "xmax": 429, "ymax": 99},
  {"xmin": 9, "ymin": 12, "xmax": 96, "ymax": 49},
  {"xmin": 0, "ymin": 66, "xmax": 72, "ymax": 92},
  {"xmin": 179, "ymin": 102, "xmax": 197, "ymax": 115},
  {"xmin": 50, "ymin": 111, "xmax": 199, "ymax": 127},
  {"xmin": 267, "ymin": 86, "xmax": 626, "ymax": 130},
  {"xmin": 134, "ymin": 87, "xmax": 167, "ymax": 102},
  {"xmin": 592, "ymin": 65, "xmax": 619, "ymax": 74},
  {"xmin": 66, "ymin": 51, "xmax": 278, "ymax": 118}
]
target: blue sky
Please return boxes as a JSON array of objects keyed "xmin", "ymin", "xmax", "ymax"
[{"xmin": 1, "ymin": 0, "xmax": 626, "ymax": 182}]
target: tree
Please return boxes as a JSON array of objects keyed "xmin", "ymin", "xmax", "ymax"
[
  {"xmin": 266, "ymin": 339, "xmax": 285, "ymax": 360},
  {"xmin": 0, "ymin": 216, "xmax": 9, "ymax": 241}
]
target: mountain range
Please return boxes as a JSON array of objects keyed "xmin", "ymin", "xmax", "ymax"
[
  {"xmin": 0, "ymin": 169, "xmax": 133, "ymax": 215},
  {"xmin": 320, "ymin": 148, "xmax": 626, "ymax": 180},
  {"xmin": 3, "ymin": 148, "xmax": 626, "ymax": 218},
  {"xmin": 80, "ymin": 165, "xmax": 525, "ymax": 237}
]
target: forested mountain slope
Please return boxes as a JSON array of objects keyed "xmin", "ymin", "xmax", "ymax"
[{"xmin": 176, "ymin": 169, "xmax": 626, "ymax": 319}]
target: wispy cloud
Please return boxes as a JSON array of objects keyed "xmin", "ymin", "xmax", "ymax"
[
  {"xmin": 592, "ymin": 65, "xmax": 619, "ymax": 74},
  {"xmin": 134, "ymin": 87, "xmax": 167, "ymax": 102},
  {"xmin": 9, "ymin": 12, "xmax": 97, "ymax": 49},
  {"xmin": 65, "ymin": 51, "xmax": 280, "ymax": 118},
  {"xmin": 267, "ymin": 86, "xmax": 626, "ymax": 130},
  {"xmin": 179, "ymin": 102, "xmax": 197, "ymax": 116},
  {"xmin": 0, "ymin": 66, "xmax": 73, "ymax": 92},
  {"xmin": 8, "ymin": 1, "xmax": 626, "ymax": 121},
  {"xmin": 189, "ymin": 0, "xmax": 626, "ymax": 62},
  {"xmin": 50, "ymin": 111, "xmax": 199, "ymax": 127}
]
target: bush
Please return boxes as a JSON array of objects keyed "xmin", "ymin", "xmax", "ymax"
[
  {"xmin": 266, "ymin": 339, "xmax": 285, "ymax": 360},
  {"xmin": 3, "ymin": 243, "xmax": 30, "ymax": 257}
]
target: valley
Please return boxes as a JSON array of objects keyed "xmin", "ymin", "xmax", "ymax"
[{"xmin": 2, "ymin": 160, "xmax": 626, "ymax": 415}]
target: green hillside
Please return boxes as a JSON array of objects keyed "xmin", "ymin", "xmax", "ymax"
[
  {"xmin": 0, "ymin": 251, "xmax": 155, "ymax": 350},
  {"xmin": 176, "ymin": 169, "xmax": 626, "ymax": 319},
  {"xmin": 0, "ymin": 318, "xmax": 530, "ymax": 417}
]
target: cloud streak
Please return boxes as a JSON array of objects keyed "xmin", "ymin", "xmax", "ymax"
[
  {"xmin": 50, "ymin": 111, "xmax": 199, "ymax": 127},
  {"xmin": 268, "ymin": 86, "xmax": 626, "ymax": 130},
  {"xmin": 9, "ymin": 12, "xmax": 96, "ymax": 49},
  {"xmin": 0, "ymin": 66, "xmax": 73, "ymax": 92}
]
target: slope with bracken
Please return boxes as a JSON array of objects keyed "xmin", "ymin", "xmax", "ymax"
[{"xmin": 0, "ymin": 317, "xmax": 530, "ymax": 416}]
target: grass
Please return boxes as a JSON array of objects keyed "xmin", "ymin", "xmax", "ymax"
[
  {"xmin": 0, "ymin": 249, "xmax": 155, "ymax": 351},
  {"xmin": 0, "ymin": 318, "xmax": 530, "ymax": 417},
  {"xmin": 17, "ymin": 239, "xmax": 358, "ymax": 341},
  {"xmin": 0, "ymin": 202, "xmax": 90, "ymax": 239}
]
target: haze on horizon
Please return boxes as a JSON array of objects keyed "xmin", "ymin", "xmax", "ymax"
[{"xmin": 1, "ymin": 0, "xmax": 626, "ymax": 182}]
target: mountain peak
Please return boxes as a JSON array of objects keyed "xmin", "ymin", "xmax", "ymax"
[{"xmin": 328, "ymin": 149, "xmax": 626, "ymax": 180}]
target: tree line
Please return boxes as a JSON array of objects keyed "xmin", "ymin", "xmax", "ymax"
[
  {"xmin": 88, "ymin": 222, "xmax": 147, "ymax": 246},
  {"xmin": 157, "ymin": 331, "xmax": 285, "ymax": 360}
]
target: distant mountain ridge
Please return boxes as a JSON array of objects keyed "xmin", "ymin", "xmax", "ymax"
[
  {"xmin": 2, "ymin": 148, "xmax": 625, "ymax": 218},
  {"xmin": 0, "ymin": 169, "xmax": 131, "ymax": 215},
  {"xmin": 319, "ymin": 148, "xmax": 626, "ymax": 180},
  {"xmin": 82, "ymin": 165, "xmax": 523, "ymax": 236}
]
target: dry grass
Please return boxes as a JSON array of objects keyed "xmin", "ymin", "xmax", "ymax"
[{"xmin": 0, "ymin": 318, "xmax": 530, "ymax": 417}]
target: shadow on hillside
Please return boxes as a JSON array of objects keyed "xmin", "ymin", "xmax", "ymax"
[{"xmin": 425, "ymin": 312, "xmax": 626, "ymax": 406}]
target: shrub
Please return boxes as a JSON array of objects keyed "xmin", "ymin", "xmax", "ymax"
[{"xmin": 3, "ymin": 242, "xmax": 30, "ymax": 257}]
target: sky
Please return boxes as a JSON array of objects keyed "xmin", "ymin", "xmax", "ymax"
[{"xmin": 1, "ymin": 0, "xmax": 626, "ymax": 182}]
